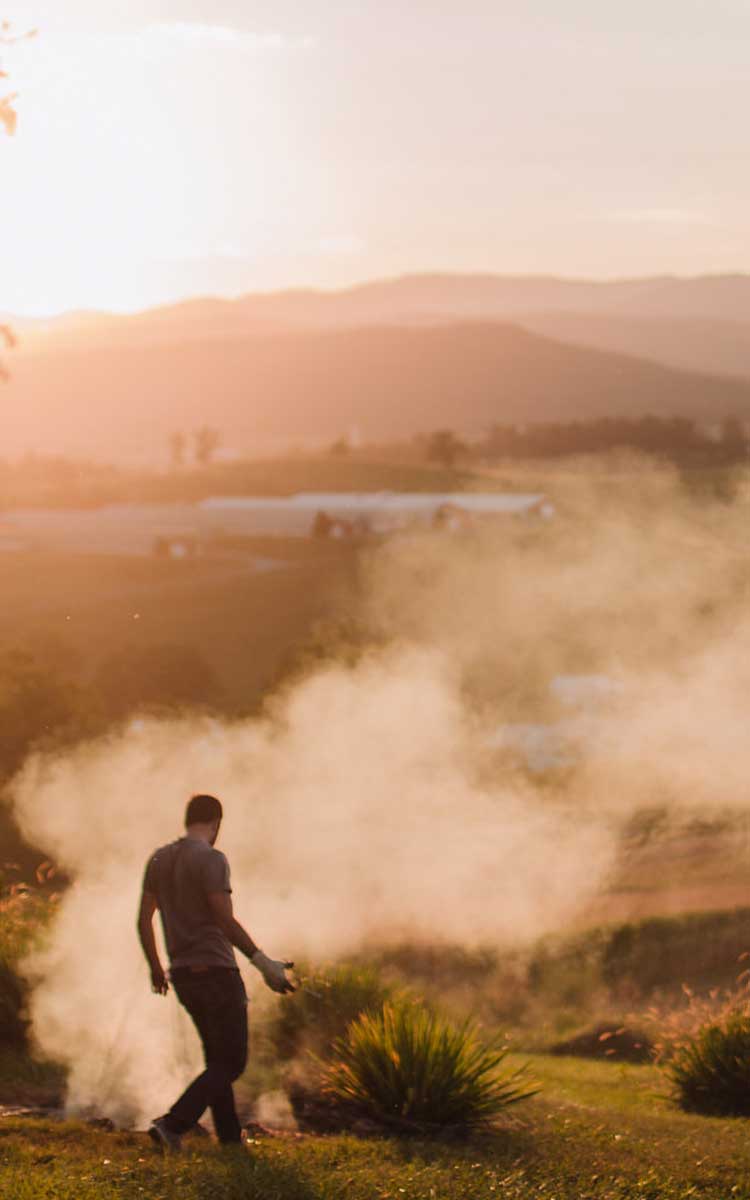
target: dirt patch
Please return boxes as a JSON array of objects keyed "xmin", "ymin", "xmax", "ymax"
[{"xmin": 549, "ymin": 1023, "xmax": 653, "ymax": 1063}]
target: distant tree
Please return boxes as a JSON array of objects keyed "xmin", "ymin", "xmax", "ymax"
[
  {"xmin": 194, "ymin": 426, "xmax": 220, "ymax": 467},
  {"xmin": 169, "ymin": 430, "xmax": 186, "ymax": 470},
  {"xmin": 329, "ymin": 435, "xmax": 350, "ymax": 457},
  {"xmin": 426, "ymin": 429, "xmax": 466, "ymax": 469},
  {"xmin": 483, "ymin": 415, "xmax": 709, "ymax": 461}
]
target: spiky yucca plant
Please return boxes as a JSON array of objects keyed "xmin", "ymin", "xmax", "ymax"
[
  {"xmin": 322, "ymin": 1001, "xmax": 538, "ymax": 1132},
  {"xmin": 666, "ymin": 1010, "xmax": 750, "ymax": 1116}
]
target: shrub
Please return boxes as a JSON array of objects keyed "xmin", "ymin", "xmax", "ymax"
[
  {"xmin": 322, "ymin": 1001, "xmax": 539, "ymax": 1133},
  {"xmin": 665, "ymin": 1009, "xmax": 750, "ymax": 1115},
  {"xmin": 0, "ymin": 875, "xmax": 58, "ymax": 1047},
  {"xmin": 0, "ymin": 961, "xmax": 26, "ymax": 1046},
  {"xmin": 268, "ymin": 962, "xmax": 393, "ymax": 1063}
]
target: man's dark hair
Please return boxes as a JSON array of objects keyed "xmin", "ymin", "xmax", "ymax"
[{"xmin": 185, "ymin": 794, "xmax": 223, "ymax": 826}]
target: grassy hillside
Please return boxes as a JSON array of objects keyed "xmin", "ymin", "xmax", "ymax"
[
  {"xmin": 3, "ymin": 1054, "xmax": 750, "ymax": 1199},
  {"xmin": 9, "ymin": 322, "xmax": 750, "ymax": 461}
]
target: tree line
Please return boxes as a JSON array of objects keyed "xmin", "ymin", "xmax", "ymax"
[{"xmin": 425, "ymin": 415, "xmax": 749, "ymax": 468}]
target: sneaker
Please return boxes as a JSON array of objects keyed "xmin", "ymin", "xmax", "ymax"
[{"xmin": 148, "ymin": 1116, "xmax": 182, "ymax": 1153}]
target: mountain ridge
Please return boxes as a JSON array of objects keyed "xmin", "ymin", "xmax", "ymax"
[
  {"xmin": 7, "ymin": 318, "xmax": 750, "ymax": 462},
  {"xmin": 9, "ymin": 269, "xmax": 750, "ymax": 336},
  {"xmin": 10, "ymin": 274, "xmax": 750, "ymax": 390}
]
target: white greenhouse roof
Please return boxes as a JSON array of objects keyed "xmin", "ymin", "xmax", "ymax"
[{"xmin": 200, "ymin": 492, "xmax": 548, "ymax": 514}]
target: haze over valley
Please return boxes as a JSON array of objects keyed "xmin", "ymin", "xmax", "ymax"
[{"xmin": 8, "ymin": 272, "xmax": 750, "ymax": 461}]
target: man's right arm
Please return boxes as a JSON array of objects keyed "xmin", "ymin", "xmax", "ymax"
[
  {"xmin": 207, "ymin": 892, "xmax": 295, "ymax": 994},
  {"xmin": 137, "ymin": 889, "xmax": 169, "ymax": 995}
]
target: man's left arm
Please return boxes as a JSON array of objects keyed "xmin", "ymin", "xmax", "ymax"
[
  {"xmin": 137, "ymin": 890, "xmax": 169, "ymax": 995},
  {"xmin": 203, "ymin": 851, "xmax": 294, "ymax": 995}
]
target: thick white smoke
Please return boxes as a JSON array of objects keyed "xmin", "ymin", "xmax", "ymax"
[
  {"xmin": 12, "ymin": 647, "xmax": 615, "ymax": 1126},
  {"xmin": 11, "ymin": 464, "xmax": 750, "ymax": 1125}
]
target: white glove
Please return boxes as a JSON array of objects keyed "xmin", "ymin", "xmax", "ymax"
[{"xmin": 250, "ymin": 950, "xmax": 295, "ymax": 994}]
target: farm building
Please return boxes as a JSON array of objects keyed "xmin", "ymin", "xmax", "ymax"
[
  {"xmin": 0, "ymin": 492, "xmax": 554, "ymax": 556},
  {"xmin": 200, "ymin": 491, "xmax": 554, "ymax": 538}
]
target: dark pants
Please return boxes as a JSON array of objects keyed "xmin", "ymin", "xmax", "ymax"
[{"xmin": 165, "ymin": 967, "xmax": 248, "ymax": 1143}]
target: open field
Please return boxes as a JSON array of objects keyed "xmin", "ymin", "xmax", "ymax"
[
  {"xmin": 0, "ymin": 457, "xmax": 482, "ymax": 510},
  {"xmin": 0, "ymin": 542, "xmax": 354, "ymax": 712},
  {"xmin": 1, "ymin": 449, "xmax": 741, "ymax": 514},
  {"xmin": 3, "ymin": 1055, "xmax": 750, "ymax": 1199}
]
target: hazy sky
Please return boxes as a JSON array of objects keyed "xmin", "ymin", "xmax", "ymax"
[{"xmin": 3, "ymin": 1, "xmax": 750, "ymax": 313}]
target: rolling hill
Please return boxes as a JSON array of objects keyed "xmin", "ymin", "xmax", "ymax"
[
  {"xmin": 504, "ymin": 311, "xmax": 750, "ymax": 381},
  {"xmin": 7, "ymin": 320, "xmax": 750, "ymax": 461},
  {"xmin": 12, "ymin": 271, "xmax": 750, "ymax": 342},
  {"xmin": 10, "ymin": 272, "xmax": 750, "ymax": 390}
]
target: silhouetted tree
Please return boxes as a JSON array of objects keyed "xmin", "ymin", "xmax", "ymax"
[
  {"xmin": 194, "ymin": 425, "xmax": 220, "ymax": 467},
  {"xmin": 329, "ymin": 436, "xmax": 350, "ymax": 457},
  {"xmin": 426, "ymin": 429, "xmax": 466, "ymax": 469},
  {"xmin": 483, "ymin": 415, "xmax": 710, "ymax": 461},
  {"xmin": 169, "ymin": 430, "xmax": 186, "ymax": 470}
]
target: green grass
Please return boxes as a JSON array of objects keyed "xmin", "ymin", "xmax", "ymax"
[
  {"xmin": 5, "ymin": 1056, "xmax": 750, "ymax": 1200},
  {"xmin": 508, "ymin": 1052, "xmax": 669, "ymax": 1114}
]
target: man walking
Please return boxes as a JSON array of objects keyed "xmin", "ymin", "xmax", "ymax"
[{"xmin": 137, "ymin": 793, "xmax": 294, "ymax": 1150}]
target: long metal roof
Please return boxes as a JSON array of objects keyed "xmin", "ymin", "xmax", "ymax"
[{"xmin": 200, "ymin": 492, "xmax": 548, "ymax": 514}]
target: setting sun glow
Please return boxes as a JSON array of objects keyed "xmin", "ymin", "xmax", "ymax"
[{"xmin": 4, "ymin": 1, "xmax": 750, "ymax": 315}]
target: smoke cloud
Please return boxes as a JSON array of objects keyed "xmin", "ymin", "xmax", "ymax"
[{"xmin": 10, "ymin": 462, "xmax": 750, "ymax": 1125}]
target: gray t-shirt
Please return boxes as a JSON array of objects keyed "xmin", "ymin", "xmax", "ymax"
[{"xmin": 143, "ymin": 837, "xmax": 238, "ymax": 969}]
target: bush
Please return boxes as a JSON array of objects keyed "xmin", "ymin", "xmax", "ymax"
[
  {"xmin": 322, "ymin": 1001, "xmax": 538, "ymax": 1133},
  {"xmin": 268, "ymin": 962, "xmax": 393, "ymax": 1063},
  {"xmin": 0, "ymin": 877, "xmax": 58, "ymax": 1047},
  {"xmin": 665, "ymin": 1010, "xmax": 750, "ymax": 1115},
  {"xmin": 527, "ymin": 908, "xmax": 750, "ymax": 1017},
  {"xmin": 0, "ymin": 960, "xmax": 25, "ymax": 1046}
]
